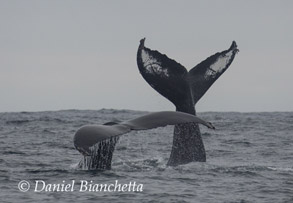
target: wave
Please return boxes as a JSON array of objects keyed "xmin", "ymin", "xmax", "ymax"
[{"xmin": 267, "ymin": 167, "xmax": 293, "ymax": 172}]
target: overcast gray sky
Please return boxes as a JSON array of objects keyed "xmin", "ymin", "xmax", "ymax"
[{"xmin": 1, "ymin": 0, "xmax": 292, "ymax": 112}]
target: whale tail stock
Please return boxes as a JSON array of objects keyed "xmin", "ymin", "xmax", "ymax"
[{"xmin": 137, "ymin": 38, "xmax": 238, "ymax": 165}]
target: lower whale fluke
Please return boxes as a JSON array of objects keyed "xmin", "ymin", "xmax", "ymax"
[{"xmin": 74, "ymin": 111, "xmax": 214, "ymax": 170}]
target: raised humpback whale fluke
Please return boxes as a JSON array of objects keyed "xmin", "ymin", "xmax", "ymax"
[
  {"xmin": 74, "ymin": 111, "xmax": 214, "ymax": 170},
  {"xmin": 137, "ymin": 38, "xmax": 238, "ymax": 166}
]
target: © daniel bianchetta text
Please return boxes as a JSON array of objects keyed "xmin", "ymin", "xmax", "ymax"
[{"xmin": 33, "ymin": 180, "xmax": 143, "ymax": 192}]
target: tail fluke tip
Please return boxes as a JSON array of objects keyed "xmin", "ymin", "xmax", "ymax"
[
  {"xmin": 207, "ymin": 122, "xmax": 216, "ymax": 130},
  {"xmin": 139, "ymin": 38, "xmax": 146, "ymax": 48}
]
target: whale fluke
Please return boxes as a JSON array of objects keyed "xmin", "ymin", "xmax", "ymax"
[
  {"xmin": 122, "ymin": 111, "xmax": 215, "ymax": 130},
  {"xmin": 188, "ymin": 40, "xmax": 239, "ymax": 103},
  {"xmin": 73, "ymin": 111, "xmax": 214, "ymax": 170},
  {"xmin": 137, "ymin": 38, "xmax": 239, "ymax": 108},
  {"xmin": 137, "ymin": 38, "xmax": 238, "ymax": 165}
]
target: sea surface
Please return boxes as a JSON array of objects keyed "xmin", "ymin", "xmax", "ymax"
[{"xmin": 1, "ymin": 109, "xmax": 292, "ymax": 203}]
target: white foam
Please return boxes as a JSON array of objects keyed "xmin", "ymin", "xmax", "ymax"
[{"xmin": 267, "ymin": 166, "xmax": 293, "ymax": 172}]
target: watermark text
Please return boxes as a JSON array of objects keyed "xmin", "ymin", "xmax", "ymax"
[{"xmin": 18, "ymin": 180, "xmax": 143, "ymax": 192}]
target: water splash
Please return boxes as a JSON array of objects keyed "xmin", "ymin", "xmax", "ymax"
[{"xmin": 78, "ymin": 136, "xmax": 119, "ymax": 170}]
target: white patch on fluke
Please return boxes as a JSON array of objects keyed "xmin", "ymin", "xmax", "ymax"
[
  {"xmin": 204, "ymin": 50, "xmax": 233, "ymax": 79},
  {"xmin": 141, "ymin": 50, "xmax": 169, "ymax": 77}
]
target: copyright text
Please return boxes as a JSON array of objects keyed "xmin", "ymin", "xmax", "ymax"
[{"xmin": 18, "ymin": 180, "xmax": 143, "ymax": 192}]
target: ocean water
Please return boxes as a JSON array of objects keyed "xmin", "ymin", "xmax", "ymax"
[{"xmin": 1, "ymin": 109, "xmax": 293, "ymax": 203}]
